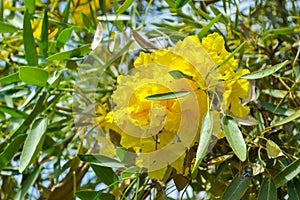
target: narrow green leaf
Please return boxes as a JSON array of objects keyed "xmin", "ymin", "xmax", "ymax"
[
  {"xmin": 198, "ymin": 14, "xmax": 222, "ymax": 40},
  {"xmin": 0, "ymin": 73, "xmax": 21, "ymax": 83},
  {"xmin": 78, "ymin": 154, "xmax": 125, "ymax": 168},
  {"xmin": 271, "ymin": 109, "xmax": 300, "ymax": 127},
  {"xmin": 0, "ymin": 0, "xmax": 3, "ymax": 21},
  {"xmin": 192, "ymin": 111, "xmax": 213, "ymax": 174},
  {"xmin": 56, "ymin": 27, "xmax": 73, "ymax": 48},
  {"xmin": 19, "ymin": 117, "xmax": 48, "ymax": 173},
  {"xmin": 258, "ymin": 178, "xmax": 277, "ymax": 200},
  {"xmin": 0, "ymin": 134, "xmax": 27, "ymax": 171},
  {"xmin": 274, "ymin": 158, "xmax": 300, "ymax": 188},
  {"xmin": 175, "ymin": 0, "xmax": 190, "ymax": 9},
  {"xmin": 223, "ymin": 115, "xmax": 247, "ymax": 162},
  {"xmin": 287, "ymin": 178, "xmax": 300, "ymax": 200},
  {"xmin": 40, "ymin": 7, "xmax": 48, "ymax": 57},
  {"xmin": 19, "ymin": 66, "xmax": 49, "ymax": 87},
  {"xmin": 47, "ymin": 44, "xmax": 91, "ymax": 61},
  {"xmin": 23, "ymin": 11, "xmax": 38, "ymax": 66},
  {"xmin": 25, "ymin": 0, "xmax": 35, "ymax": 14},
  {"xmin": 90, "ymin": 164, "xmax": 118, "ymax": 188},
  {"xmin": 75, "ymin": 190, "xmax": 100, "ymax": 200},
  {"xmin": 145, "ymin": 91, "xmax": 190, "ymax": 101},
  {"xmin": 62, "ymin": 0, "xmax": 71, "ymax": 23},
  {"xmin": 164, "ymin": 0, "xmax": 175, "ymax": 8},
  {"xmin": 14, "ymin": 165, "xmax": 41, "ymax": 200},
  {"xmin": 12, "ymin": 92, "xmax": 46, "ymax": 139},
  {"xmin": 80, "ymin": 12, "xmax": 92, "ymax": 30},
  {"xmin": 222, "ymin": 167, "xmax": 252, "ymax": 200},
  {"xmin": 116, "ymin": 0, "xmax": 134, "ymax": 14},
  {"xmin": 0, "ymin": 21, "xmax": 18, "ymax": 33},
  {"xmin": 242, "ymin": 60, "xmax": 289, "ymax": 80},
  {"xmin": 0, "ymin": 105, "xmax": 28, "ymax": 118},
  {"xmin": 99, "ymin": 0, "xmax": 106, "ymax": 15},
  {"xmin": 207, "ymin": 41, "xmax": 245, "ymax": 77},
  {"xmin": 169, "ymin": 70, "xmax": 194, "ymax": 80}
]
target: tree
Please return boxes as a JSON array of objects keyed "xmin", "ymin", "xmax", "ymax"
[{"xmin": 0, "ymin": 0, "xmax": 299, "ymax": 199}]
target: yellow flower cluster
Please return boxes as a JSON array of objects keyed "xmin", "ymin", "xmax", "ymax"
[{"xmin": 104, "ymin": 33, "xmax": 250, "ymax": 180}]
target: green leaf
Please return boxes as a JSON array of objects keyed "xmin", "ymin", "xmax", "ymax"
[
  {"xmin": 14, "ymin": 165, "xmax": 42, "ymax": 200},
  {"xmin": 90, "ymin": 164, "xmax": 118, "ymax": 188},
  {"xmin": 25, "ymin": 0, "xmax": 35, "ymax": 14},
  {"xmin": 271, "ymin": 109, "xmax": 300, "ymax": 127},
  {"xmin": 19, "ymin": 117, "xmax": 48, "ymax": 173},
  {"xmin": 192, "ymin": 111, "xmax": 213, "ymax": 174},
  {"xmin": 223, "ymin": 115, "xmax": 247, "ymax": 162},
  {"xmin": 198, "ymin": 14, "xmax": 222, "ymax": 40},
  {"xmin": 78, "ymin": 154, "xmax": 125, "ymax": 168},
  {"xmin": 12, "ymin": 91, "xmax": 46, "ymax": 139},
  {"xmin": 99, "ymin": 0, "xmax": 106, "ymax": 15},
  {"xmin": 175, "ymin": 0, "xmax": 190, "ymax": 9},
  {"xmin": 0, "ymin": 105, "xmax": 28, "ymax": 118},
  {"xmin": 75, "ymin": 190, "xmax": 100, "ymax": 200},
  {"xmin": 116, "ymin": 0, "xmax": 134, "ymax": 14},
  {"xmin": 0, "ymin": 21, "xmax": 18, "ymax": 33},
  {"xmin": 56, "ymin": 27, "xmax": 73, "ymax": 48},
  {"xmin": 222, "ymin": 167, "xmax": 252, "ymax": 200},
  {"xmin": 19, "ymin": 66, "xmax": 49, "ymax": 87},
  {"xmin": 287, "ymin": 178, "xmax": 300, "ymax": 200},
  {"xmin": 258, "ymin": 178, "xmax": 277, "ymax": 200},
  {"xmin": 40, "ymin": 7, "xmax": 48, "ymax": 57},
  {"xmin": 23, "ymin": 11, "xmax": 38, "ymax": 66},
  {"xmin": 168, "ymin": 70, "xmax": 194, "ymax": 80},
  {"xmin": 80, "ymin": 12, "xmax": 92, "ymax": 30},
  {"xmin": 0, "ymin": 73, "xmax": 21, "ymax": 83},
  {"xmin": 274, "ymin": 158, "xmax": 300, "ymax": 188},
  {"xmin": 47, "ymin": 44, "xmax": 91, "ymax": 61},
  {"xmin": 145, "ymin": 91, "xmax": 190, "ymax": 101},
  {"xmin": 241, "ymin": 60, "xmax": 289, "ymax": 80},
  {"xmin": 164, "ymin": 0, "xmax": 175, "ymax": 8},
  {"xmin": 0, "ymin": 134, "xmax": 27, "ymax": 171}
]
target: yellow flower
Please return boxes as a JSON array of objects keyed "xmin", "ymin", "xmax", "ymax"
[{"xmin": 105, "ymin": 33, "xmax": 250, "ymax": 180}]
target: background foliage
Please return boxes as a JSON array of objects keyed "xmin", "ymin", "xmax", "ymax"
[{"xmin": 0, "ymin": 0, "xmax": 300, "ymax": 199}]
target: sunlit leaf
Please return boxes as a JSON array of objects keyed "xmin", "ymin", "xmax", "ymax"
[
  {"xmin": 198, "ymin": 14, "xmax": 222, "ymax": 40},
  {"xmin": 274, "ymin": 158, "xmax": 300, "ymax": 188},
  {"xmin": 0, "ymin": 73, "xmax": 21, "ymax": 83},
  {"xmin": 175, "ymin": 0, "xmax": 190, "ymax": 9},
  {"xmin": 19, "ymin": 66, "xmax": 49, "ymax": 87},
  {"xmin": 0, "ymin": 134, "xmax": 27, "ymax": 171},
  {"xmin": 78, "ymin": 154, "xmax": 125, "ymax": 168},
  {"xmin": 0, "ymin": 21, "xmax": 18, "ymax": 33},
  {"xmin": 145, "ymin": 90, "xmax": 190, "ymax": 101},
  {"xmin": 116, "ymin": 0, "xmax": 134, "ymax": 14},
  {"xmin": 14, "ymin": 165, "xmax": 42, "ymax": 200},
  {"xmin": 23, "ymin": 11, "xmax": 38, "ymax": 66},
  {"xmin": 24, "ymin": 0, "xmax": 35, "ymax": 14},
  {"xmin": 47, "ymin": 44, "xmax": 91, "ymax": 61},
  {"xmin": 271, "ymin": 110, "xmax": 300, "ymax": 127},
  {"xmin": 0, "ymin": 105, "xmax": 28, "ymax": 118},
  {"xmin": 242, "ymin": 60, "xmax": 289, "ymax": 79},
  {"xmin": 192, "ymin": 111, "xmax": 213, "ymax": 174},
  {"xmin": 19, "ymin": 117, "xmax": 48, "ymax": 173},
  {"xmin": 223, "ymin": 115, "xmax": 247, "ymax": 162}
]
